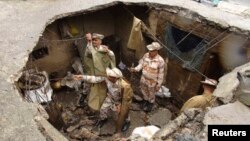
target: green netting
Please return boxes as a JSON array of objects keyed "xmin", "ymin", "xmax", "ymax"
[{"xmin": 164, "ymin": 26, "xmax": 208, "ymax": 71}]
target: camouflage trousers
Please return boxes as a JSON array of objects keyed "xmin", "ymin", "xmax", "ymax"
[
  {"xmin": 100, "ymin": 96, "xmax": 119, "ymax": 120},
  {"xmin": 140, "ymin": 76, "xmax": 157, "ymax": 103}
]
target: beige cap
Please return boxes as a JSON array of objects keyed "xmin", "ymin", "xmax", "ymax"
[
  {"xmin": 106, "ymin": 67, "xmax": 123, "ymax": 78},
  {"xmin": 200, "ymin": 78, "xmax": 217, "ymax": 86},
  {"xmin": 92, "ymin": 33, "xmax": 104, "ymax": 40},
  {"xmin": 147, "ymin": 42, "xmax": 162, "ymax": 51}
]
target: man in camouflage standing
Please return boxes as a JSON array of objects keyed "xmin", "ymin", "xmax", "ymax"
[{"xmin": 130, "ymin": 42, "xmax": 165, "ymax": 112}]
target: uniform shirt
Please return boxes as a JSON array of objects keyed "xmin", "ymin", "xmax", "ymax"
[
  {"xmin": 85, "ymin": 42, "xmax": 115, "ymax": 57},
  {"xmin": 180, "ymin": 92, "xmax": 214, "ymax": 113},
  {"xmin": 135, "ymin": 53, "xmax": 164, "ymax": 87},
  {"xmin": 82, "ymin": 75, "xmax": 122, "ymax": 104}
]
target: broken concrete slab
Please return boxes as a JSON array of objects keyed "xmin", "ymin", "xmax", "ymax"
[
  {"xmin": 217, "ymin": 1, "xmax": 250, "ymax": 17},
  {"xmin": 123, "ymin": 111, "xmax": 145, "ymax": 137},
  {"xmin": 213, "ymin": 63, "xmax": 250, "ymax": 104},
  {"xmin": 203, "ymin": 101, "xmax": 250, "ymax": 124},
  {"xmin": 148, "ymin": 108, "xmax": 172, "ymax": 128}
]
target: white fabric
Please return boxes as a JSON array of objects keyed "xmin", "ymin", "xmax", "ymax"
[
  {"xmin": 201, "ymin": 78, "xmax": 217, "ymax": 86},
  {"xmin": 92, "ymin": 33, "xmax": 104, "ymax": 39},
  {"xmin": 106, "ymin": 67, "xmax": 123, "ymax": 78},
  {"xmin": 131, "ymin": 125, "xmax": 160, "ymax": 140},
  {"xmin": 146, "ymin": 42, "xmax": 162, "ymax": 51},
  {"xmin": 156, "ymin": 86, "xmax": 171, "ymax": 98}
]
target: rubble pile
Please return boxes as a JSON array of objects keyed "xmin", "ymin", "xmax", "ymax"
[{"xmin": 152, "ymin": 109, "xmax": 206, "ymax": 141}]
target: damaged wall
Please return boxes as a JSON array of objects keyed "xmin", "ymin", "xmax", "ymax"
[
  {"xmin": 154, "ymin": 9, "xmax": 250, "ymax": 104},
  {"xmin": 26, "ymin": 10, "xmax": 115, "ymax": 78}
]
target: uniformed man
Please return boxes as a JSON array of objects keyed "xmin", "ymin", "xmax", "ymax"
[
  {"xmin": 129, "ymin": 42, "xmax": 165, "ymax": 112},
  {"xmin": 180, "ymin": 78, "xmax": 217, "ymax": 113},
  {"xmin": 73, "ymin": 67, "xmax": 133, "ymax": 133},
  {"xmin": 83, "ymin": 33, "xmax": 116, "ymax": 111}
]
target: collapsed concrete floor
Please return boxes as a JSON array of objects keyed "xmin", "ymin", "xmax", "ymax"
[
  {"xmin": 45, "ymin": 85, "xmax": 173, "ymax": 140},
  {"xmin": 1, "ymin": 0, "xmax": 250, "ymax": 141}
]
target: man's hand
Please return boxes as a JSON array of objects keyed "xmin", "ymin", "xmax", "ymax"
[
  {"xmin": 102, "ymin": 45, "xmax": 109, "ymax": 53},
  {"xmin": 73, "ymin": 75, "xmax": 83, "ymax": 81},
  {"xmin": 85, "ymin": 33, "xmax": 92, "ymax": 42}
]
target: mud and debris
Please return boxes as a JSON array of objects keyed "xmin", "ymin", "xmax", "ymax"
[{"xmin": 43, "ymin": 72, "xmax": 176, "ymax": 140}]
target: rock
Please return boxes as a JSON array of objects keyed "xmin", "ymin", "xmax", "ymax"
[
  {"xmin": 73, "ymin": 108, "xmax": 85, "ymax": 115},
  {"xmin": 183, "ymin": 108, "xmax": 202, "ymax": 119},
  {"xmin": 123, "ymin": 111, "xmax": 146, "ymax": 137},
  {"xmin": 127, "ymin": 134, "xmax": 148, "ymax": 141},
  {"xmin": 133, "ymin": 94, "xmax": 143, "ymax": 101},
  {"xmin": 180, "ymin": 128, "xmax": 193, "ymax": 135},
  {"xmin": 152, "ymin": 113, "xmax": 188, "ymax": 140},
  {"xmin": 66, "ymin": 119, "xmax": 95, "ymax": 133},
  {"xmin": 174, "ymin": 133, "xmax": 198, "ymax": 141},
  {"xmin": 184, "ymin": 122, "xmax": 202, "ymax": 133},
  {"xmin": 204, "ymin": 101, "xmax": 250, "ymax": 124},
  {"xmin": 214, "ymin": 65, "xmax": 250, "ymax": 104},
  {"xmin": 213, "ymin": 72, "xmax": 239, "ymax": 104},
  {"xmin": 235, "ymin": 70, "xmax": 250, "ymax": 106},
  {"xmin": 61, "ymin": 109, "xmax": 80, "ymax": 126},
  {"xmin": 69, "ymin": 127, "xmax": 99, "ymax": 140},
  {"xmin": 99, "ymin": 119, "xmax": 116, "ymax": 135},
  {"xmin": 148, "ymin": 108, "xmax": 172, "ymax": 128},
  {"xmin": 130, "ymin": 103, "xmax": 141, "ymax": 111},
  {"xmin": 152, "ymin": 108, "xmax": 203, "ymax": 140}
]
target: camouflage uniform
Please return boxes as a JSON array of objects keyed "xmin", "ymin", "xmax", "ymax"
[
  {"xmin": 81, "ymin": 75, "xmax": 130, "ymax": 120},
  {"xmin": 135, "ymin": 53, "xmax": 164, "ymax": 103}
]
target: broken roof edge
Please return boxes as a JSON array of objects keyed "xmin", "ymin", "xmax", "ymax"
[
  {"xmin": 43, "ymin": 0, "xmax": 250, "ymax": 36},
  {"xmin": 143, "ymin": 1, "xmax": 250, "ymax": 36}
]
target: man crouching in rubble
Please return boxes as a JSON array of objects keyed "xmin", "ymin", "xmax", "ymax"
[
  {"xmin": 180, "ymin": 78, "xmax": 217, "ymax": 113},
  {"xmin": 73, "ymin": 67, "xmax": 133, "ymax": 134},
  {"xmin": 129, "ymin": 42, "xmax": 164, "ymax": 112}
]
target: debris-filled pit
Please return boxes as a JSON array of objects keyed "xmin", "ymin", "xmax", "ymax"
[{"xmin": 15, "ymin": 3, "xmax": 250, "ymax": 141}]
